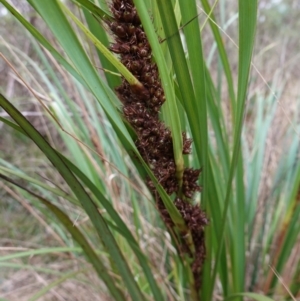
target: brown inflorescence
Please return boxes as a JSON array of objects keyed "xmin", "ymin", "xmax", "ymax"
[{"xmin": 107, "ymin": 0, "xmax": 208, "ymax": 292}]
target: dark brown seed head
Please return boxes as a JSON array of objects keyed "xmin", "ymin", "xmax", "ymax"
[
  {"xmin": 138, "ymin": 48, "xmax": 149, "ymax": 58},
  {"xmin": 123, "ymin": 10, "xmax": 136, "ymax": 23},
  {"xmin": 110, "ymin": 43, "xmax": 130, "ymax": 54},
  {"xmin": 130, "ymin": 83, "xmax": 150, "ymax": 100}
]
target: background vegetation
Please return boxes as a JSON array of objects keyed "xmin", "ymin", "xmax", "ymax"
[{"xmin": 0, "ymin": 0, "xmax": 299, "ymax": 300}]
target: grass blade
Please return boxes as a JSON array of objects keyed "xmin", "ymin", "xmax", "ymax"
[
  {"xmin": 0, "ymin": 93, "xmax": 147, "ymax": 301},
  {"xmin": 81, "ymin": 1, "xmax": 121, "ymax": 88},
  {"xmin": 133, "ymin": 0, "xmax": 184, "ymax": 187},
  {"xmin": 0, "ymin": 174, "xmax": 126, "ymax": 301},
  {"xmin": 27, "ymin": 0, "xmax": 135, "ymax": 149},
  {"xmin": 210, "ymin": 0, "xmax": 258, "ymax": 298},
  {"xmin": 0, "ymin": 0, "xmax": 87, "ymax": 89},
  {"xmin": 0, "ymin": 97, "xmax": 165, "ymax": 301},
  {"xmin": 200, "ymin": 0, "xmax": 236, "ymax": 113},
  {"xmin": 72, "ymin": 0, "xmax": 112, "ymax": 20},
  {"xmin": 224, "ymin": 292, "xmax": 275, "ymax": 301}
]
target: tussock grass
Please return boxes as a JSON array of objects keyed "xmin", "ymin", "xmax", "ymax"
[{"xmin": 0, "ymin": 0, "xmax": 299, "ymax": 300}]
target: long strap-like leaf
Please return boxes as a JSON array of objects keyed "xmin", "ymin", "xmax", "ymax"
[
  {"xmin": 0, "ymin": 115, "xmax": 166, "ymax": 301},
  {"xmin": 0, "ymin": 93, "xmax": 146, "ymax": 301},
  {"xmin": 0, "ymin": 173, "xmax": 126, "ymax": 301},
  {"xmin": 210, "ymin": 1, "xmax": 258, "ymax": 299}
]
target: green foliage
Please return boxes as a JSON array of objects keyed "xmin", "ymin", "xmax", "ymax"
[{"xmin": 0, "ymin": 0, "xmax": 299, "ymax": 300}]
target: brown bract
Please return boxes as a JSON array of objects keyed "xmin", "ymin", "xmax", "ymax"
[{"xmin": 107, "ymin": 0, "xmax": 207, "ymax": 292}]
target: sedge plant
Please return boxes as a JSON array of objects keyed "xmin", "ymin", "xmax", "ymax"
[{"xmin": 0, "ymin": 0, "xmax": 300, "ymax": 301}]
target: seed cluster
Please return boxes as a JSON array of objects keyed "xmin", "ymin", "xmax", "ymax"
[{"xmin": 107, "ymin": 0, "xmax": 208, "ymax": 291}]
